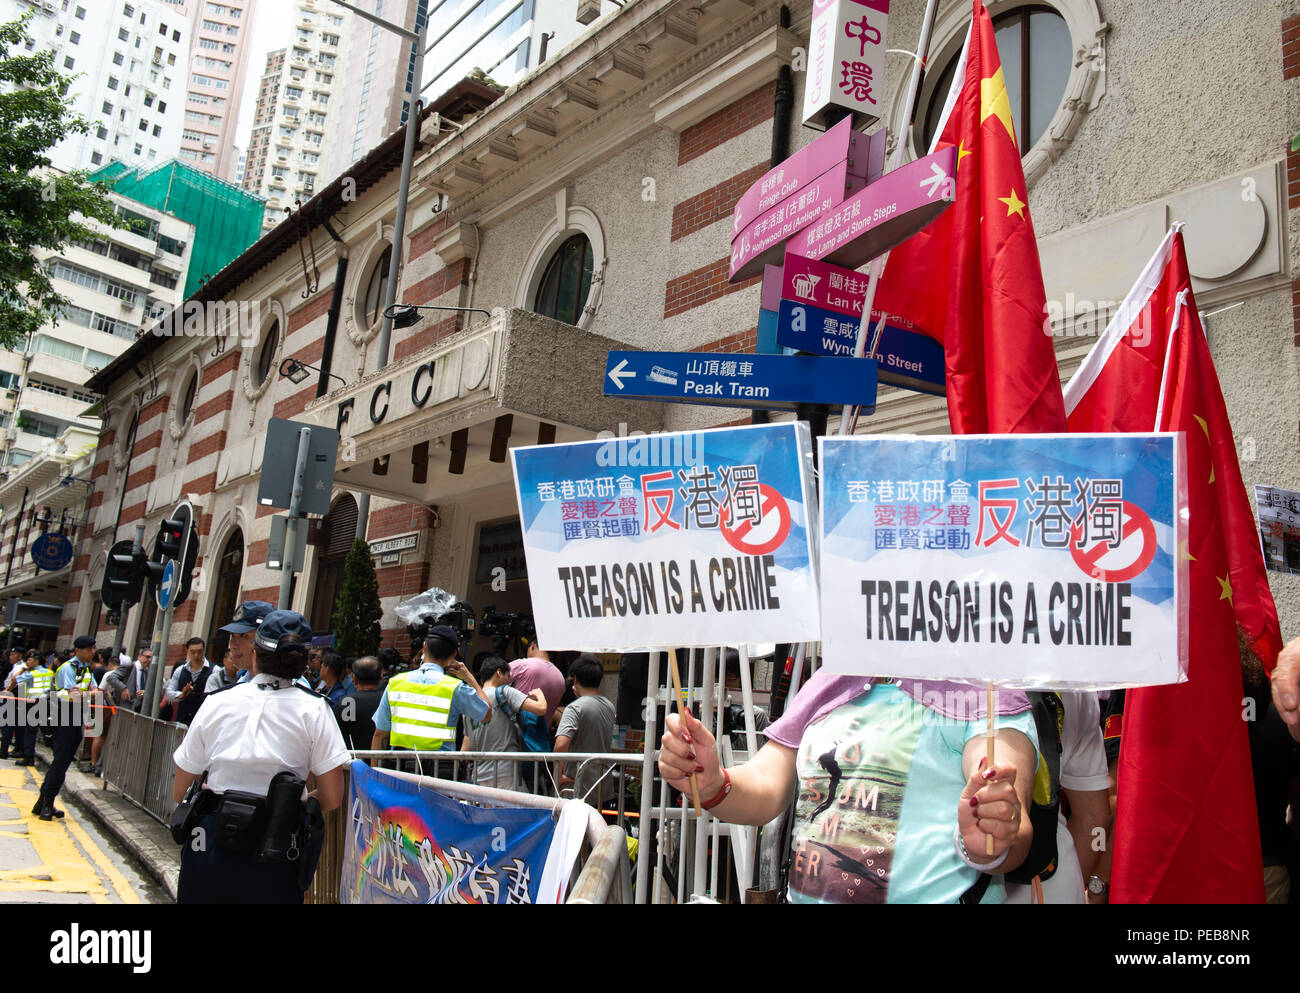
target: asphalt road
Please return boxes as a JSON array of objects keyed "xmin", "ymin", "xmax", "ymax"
[{"xmin": 0, "ymin": 763, "xmax": 167, "ymax": 904}]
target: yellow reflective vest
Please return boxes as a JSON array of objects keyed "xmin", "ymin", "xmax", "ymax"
[{"xmin": 385, "ymin": 672, "xmax": 461, "ymax": 751}]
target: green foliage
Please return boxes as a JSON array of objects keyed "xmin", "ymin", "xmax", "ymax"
[
  {"xmin": 331, "ymin": 538, "xmax": 383, "ymax": 658},
  {"xmin": 0, "ymin": 10, "xmax": 127, "ymax": 350}
]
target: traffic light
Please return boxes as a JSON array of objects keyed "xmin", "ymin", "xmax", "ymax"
[
  {"xmin": 102, "ymin": 538, "xmax": 146, "ymax": 609},
  {"xmin": 145, "ymin": 517, "xmax": 185, "ymax": 593}
]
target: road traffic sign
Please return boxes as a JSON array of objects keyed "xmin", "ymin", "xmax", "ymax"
[
  {"xmin": 602, "ymin": 350, "xmax": 877, "ymax": 412},
  {"xmin": 257, "ymin": 417, "xmax": 340, "ymax": 516},
  {"xmin": 157, "ymin": 559, "xmax": 177, "ymax": 610}
]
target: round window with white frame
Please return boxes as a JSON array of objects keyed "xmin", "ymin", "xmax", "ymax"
[
  {"xmin": 516, "ymin": 205, "xmax": 607, "ymax": 331},
  {"xmin": 242, "ymin": 308, "xmax": 283, "ymax": 401},
  {"xmin": 168, "ymin": 354, "xmax": 203, "ymax": 441},
  {"xmin": 903, "ymin": 0, "xmax": 1107, "ymax": 186}
]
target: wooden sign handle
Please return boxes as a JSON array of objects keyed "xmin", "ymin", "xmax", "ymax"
[
  {"xmin": 985, "ymin": 683, "xmax": 996, "ymax": 856},
  {"xmin": 668, "ymin": 651, "xmax": 702, "ymax": 815}
]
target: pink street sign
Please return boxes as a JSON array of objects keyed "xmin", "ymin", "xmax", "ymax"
[
  {"xmin": 732, "ymin": 117, "xmax": 872, "ymax": 240},
  {"xmin": 781, "ymin": 254, "xmax": 872, "ymax": 317},
  {"xmin": 787, "ymin": 145, "xmax": 957, "ymax": 269},
  {"xmin": 729, "ymin": 159, "xmax": 868, "ymax": 282}
]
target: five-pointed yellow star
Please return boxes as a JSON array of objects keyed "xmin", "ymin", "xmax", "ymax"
[
  {"xmin": 980, "ymin": 67, "xmax": 1016, "ymax": 143},
  {"xmin": 1178, "ymin": 539, "xmax": 1195, "ymax": 563},
  {"xmin": 957, "ymin": 140, "xmax": 972, "ymax": 169},
  {"xmin": 1217, "ymin": 574, "xmax": 1233, "ymax": 605},
  {"xmin": 998, "ymin": 188, "xmax": 1027, "ymax": 218}
]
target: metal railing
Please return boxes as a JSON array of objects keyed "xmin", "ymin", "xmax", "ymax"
[
  {"xmin": 352, "ymin": 749, "xmax": 644, "ymax": 815},
  {"xmin": 101, "ymin": 706, "xmax": 188, "ymax": 823}
]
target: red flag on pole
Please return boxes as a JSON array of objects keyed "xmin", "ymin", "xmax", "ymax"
[
  {"xmin": 872, "ymin": 0, "xmax": 1066, "ymax": 434},
  {"xmin": 1064, "ymin": 227, "xmax": 1276, "ymax": 903}
]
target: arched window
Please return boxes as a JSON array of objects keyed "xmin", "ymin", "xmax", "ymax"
[
  {"xmin": 178, "ymin": 370, "xmax": 198, "ymax": 426},
  {"xmin": 532, "ymin": 234, "xmax": 593, "ymax": 326},
  {"xmin": 919, "ymin": 5, "xmax": 1072, "ymax": 156},
  {"xmin": 309, "ymin": 495, "xmax": 357, "ymax": 635},
  {"xmin": 363, "ymin": 245, "xmax": 392, "ymax": 329},
  {"xmin": 205, "ymin": 529, "xmax": 244, "ymax": 664},
  {"xmin": 255, "ymin": 320, "xmax": 279, "ymax": 387}
]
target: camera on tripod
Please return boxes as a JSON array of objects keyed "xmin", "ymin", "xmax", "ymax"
[{"xmin": 479, "ymin": 606, "xmax": 535, "ymax": 655}]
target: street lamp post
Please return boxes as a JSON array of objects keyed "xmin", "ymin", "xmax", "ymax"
[{"xmin": 328, "ymin": 0, "xmax": 428, "ymax": 540}]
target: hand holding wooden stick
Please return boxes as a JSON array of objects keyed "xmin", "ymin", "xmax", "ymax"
[{"xmin": 668, "ymin": 651, "xmax": 701, "ymax": 815}]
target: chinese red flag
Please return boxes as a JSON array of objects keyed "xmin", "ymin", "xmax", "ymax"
[
  {"xmin": 1064, "ymin": 227, "xmax": 1276, "ymax": 903},
  {"xmin": 872, "ymin": 0, "xmax": 1066, "ymax": 434}
]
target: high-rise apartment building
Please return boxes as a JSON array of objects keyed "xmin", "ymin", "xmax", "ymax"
[
  {"xmin": 0, "ymin": 184, "xmax": 194, "ymax": 471},
  {"xmin": 320, "ymin": 0, "xmax": 584, "ymax": 187},
  {"xmin": 167, "ymin": 0, "xmax": 259, "ymax": 183},
  {"xmin": 239, "ymin": 0, "xmax": 347, "ymax": 231},
  {"xmin": 1, "ymin": 0, "xmax": 191, "ymax": 173}
]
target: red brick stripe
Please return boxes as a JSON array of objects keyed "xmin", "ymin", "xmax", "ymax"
[
  {"xmin": 409, "ymin": 218, "xmax": 449, "ymax": 261},
  {"xmin": 678, "ymin": 81, "xmax": 776, "ymax": 166},
  {"xmin": 405, "ymin": 259, "xmax": 468, "ymax": 306},
  {"xmin": 206, "ymin": 351, "xmax": 240, "ymax": 380},
  {"xmin": 671, "ymin": 163, "xmax": 768, "ymax": 242},
  {"xmin": 394, "ymin": 315, "xmax": 459, "ymax": 361},
  {"xmin": 690, "ymin": 328, "xmax": 758, "ymax": 354},
  {"xmin": 664, "ymin": 257, "xmax": 760, "ymax": 318},
  {"xmin": 288, "ymin": 293, "xmax": 332, "ymax": 333}
]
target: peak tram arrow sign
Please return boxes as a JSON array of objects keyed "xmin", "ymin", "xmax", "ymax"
[{"xmin": 607, "ymin": 359, "xmax": 635, "ymax": 391}]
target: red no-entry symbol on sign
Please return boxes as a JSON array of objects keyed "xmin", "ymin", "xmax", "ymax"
[
  {"xmin": 720, "ymin": 484, "xmax": 792, "ymax": 556},
  {"xmin": 1069, "ymin": 501, "xmax": 1158, "ymax": 583}
]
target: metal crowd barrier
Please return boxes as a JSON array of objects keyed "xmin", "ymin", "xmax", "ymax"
[{"xmin": 101, "ymin": 707, "xmax": 188, "ymax": 823}]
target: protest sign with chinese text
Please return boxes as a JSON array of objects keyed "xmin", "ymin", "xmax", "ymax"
[
  {"xmin": 511, "ymin": 423, "xmax": 820, "ymax": 651},
  {"xmin": 819, "ymin": 434, "xmax": 1188, "ymax": 688}
]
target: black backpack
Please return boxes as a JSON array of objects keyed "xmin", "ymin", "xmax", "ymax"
[{"xmin": 1003, "ymin": 691, "xmax": 1064, "ymax": 885}]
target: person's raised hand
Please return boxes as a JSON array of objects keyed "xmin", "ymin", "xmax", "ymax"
[
  {"xmin": 658, "ymin": 709, "xmax": 722, "ymax": 799},
  {"xmin": 957, "ymin": 758, "xmax": 1020, "ymax": 863},
  {"xmin": 1272, "ymin": 636, "xmax": 1300, "ymax": 743}
]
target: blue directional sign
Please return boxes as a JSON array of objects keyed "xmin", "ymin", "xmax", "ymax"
[
  {"xmin": 156, "ymin": 559, "xmax": 177, "ymax": 610},
  {"xmin": 603, "ymin": 350, "xmax": 877, "ymax": 412},
  {"xmin": 775, "ymin": 299, "xmax": 946, "ymax": 397}
]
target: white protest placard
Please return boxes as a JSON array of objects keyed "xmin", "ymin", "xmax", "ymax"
[
  {"xmin": 511, "ymin": 423, "xmax": 820, "ymax": 651},
  {"xmin": 819, "ymin": 434, "xmax": 1188, "ymax": 688}
]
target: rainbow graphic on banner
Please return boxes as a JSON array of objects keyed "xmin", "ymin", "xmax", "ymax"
[{"xmin": 342, "ymin": 761, "xmax": 555, "ymax": 904}]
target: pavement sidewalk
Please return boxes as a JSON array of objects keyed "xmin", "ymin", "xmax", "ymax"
[{"xmin": 32, "ymin": 738, "xmax": 180, "ymax": 901}]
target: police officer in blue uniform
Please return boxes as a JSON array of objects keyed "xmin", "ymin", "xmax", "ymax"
[{"xmin": 171, "ymin": 611, "xmax": 350, "ymax": 903}]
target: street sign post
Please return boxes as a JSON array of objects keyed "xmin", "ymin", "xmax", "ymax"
[
  {"xmin": 776, "ymin": 298, "xmax": 944, "ymax": 394},
  {"xmin": 786, "ymin": 144, "xmax": 956, "ymax": 269},
  {"xmin": 257, "ymin": 417, "xmax": 340, "ymax": 517},
  {"xmin": 604, "ymin": 350, "xmax": 877, "ymax": 413},
  {"xmin": 143, "ymin": 500, "xmax": 196, "ymax": 717},
  {"xmin": 268, "ymin": 514, "xmax": 308, "ymax": 572}
]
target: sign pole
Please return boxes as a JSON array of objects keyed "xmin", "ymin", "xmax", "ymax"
[
  {"xmin": 837, "ymin": 0, "xmax": 941, "ymax": 437},
  {"xmin": 279, "ymin": 426, "xmax": 313, "ymax": 610},
  {"xmin": 146, "ymin": 595, "xmax": 176, "ymax": 719}
]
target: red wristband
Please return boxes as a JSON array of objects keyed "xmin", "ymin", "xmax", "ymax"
[{"xmin": 700, "ymin": 768, "xmax": 732, "ymax": 810}]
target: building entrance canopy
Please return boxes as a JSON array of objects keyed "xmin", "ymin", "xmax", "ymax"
[{"xmin": 295, "ymin": 309, "xmax": 665, "ymax": 506}]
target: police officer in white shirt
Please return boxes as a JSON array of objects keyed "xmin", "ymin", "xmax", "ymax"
[{"xmin": 171, "ymin": 610, "xmax": 350, "ymax": 904}]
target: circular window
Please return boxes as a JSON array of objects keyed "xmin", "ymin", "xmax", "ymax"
[
  {"xmin": 363, "ymin": 245, "xmax": 392, "ymax": 329},
  {"xmin": 919, "ymin": 5, "xmax": 1072, "ymax": 155},
  {"xmin": 533, "ymin": 234, "xmax": 593, "ymax": 326},
  {"xmin": 178, "ymin": 371, "xmax": 198, "ymax": 426},
  {"xmin": 256, "ymin": 319, "xmax": 279, "ymax": 387}
]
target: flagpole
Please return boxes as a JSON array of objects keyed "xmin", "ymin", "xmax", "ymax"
[{"xmin": 837, "ymin": 0, "xmax": 943, "ymax": 436}]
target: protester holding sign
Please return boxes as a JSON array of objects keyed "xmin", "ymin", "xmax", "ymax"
[{"xmin": 660, "ymin": 670, "xmax": 1038, "ymax": 903}]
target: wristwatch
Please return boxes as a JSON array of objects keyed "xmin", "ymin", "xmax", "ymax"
[{"xmin": 1087, "ymin": 874, "xmax": 1109, "ymax": 898}]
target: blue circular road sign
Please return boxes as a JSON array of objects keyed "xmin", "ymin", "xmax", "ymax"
[{"xmin": 157, "ymin": 559, "xmax": 177, "ymax": 610}]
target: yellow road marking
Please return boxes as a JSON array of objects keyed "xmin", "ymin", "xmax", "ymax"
[
  {"xmin": 0, "ymin": 762, "xmax": 139, "ymax": 901},
  {"xmin": 65, "ymin": 813, "xmax": 140, "ymax": 904}
]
